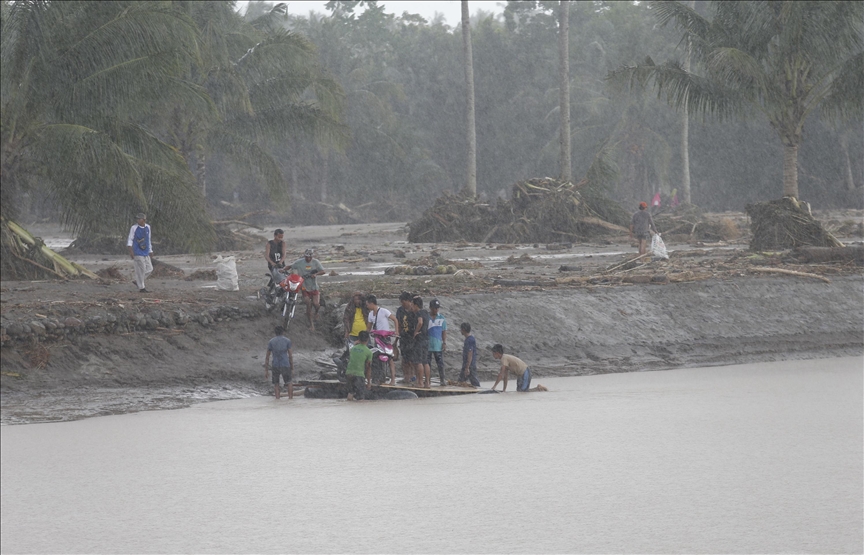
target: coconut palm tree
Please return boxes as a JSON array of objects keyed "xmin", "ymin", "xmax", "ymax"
[
  {"xmin": 1, "ymin": 0, "xmax": 216, "ymax": 251},
  {"xmin": 609, "ymin": 0, "xmax": 864, "ymax": 199},
  {"xmin": 558, "ymin": 0, "xmax": 571, "ymax": 183},
  {"xmin": 461, "ymin": 0, "xmax": 477, "ymax": 196}
]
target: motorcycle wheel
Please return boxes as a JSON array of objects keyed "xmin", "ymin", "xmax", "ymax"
[{"xmin": 283, "ymin": 300, "xmax": 294, "ymax": 329}]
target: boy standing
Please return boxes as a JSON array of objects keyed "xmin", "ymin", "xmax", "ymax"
[
  {"xmin": 264, "ymin": 326, "xmax": 294, "ymax": 399},
  {"xmin": 490, "ymin": 344, "xmax": 546, "ymax": 392},
  {"xmin": 127, "ymin": 212, "xmax": 153, "ymax": 292},
  {"xmin": 426, "ymin": 299, "xmax": 447, "ymax": 386},
  {"xmin": 458, "ymin": 322, "xmax": 480, "ymax": 387},
  {"xmin": 346, "ymin": 330, "xmax": 373, "ymax": 401}
]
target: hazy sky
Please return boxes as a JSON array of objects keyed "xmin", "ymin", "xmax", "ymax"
[{"xmin": 236, "ymin": 1, "xmax": 506, "ymax": 25}]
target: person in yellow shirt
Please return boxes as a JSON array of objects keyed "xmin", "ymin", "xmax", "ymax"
[{"xmin": 343, "ymin": 292, "xmax": 369, "ymax": 343}]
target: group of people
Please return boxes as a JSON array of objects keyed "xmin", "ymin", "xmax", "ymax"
[
  {"xmin": 265, "ymin": 229, "xmax": 327, "ymax": 330},
  {"xmin": 266, "ymin": 284, "xmax": 543, "ymax": 400}
]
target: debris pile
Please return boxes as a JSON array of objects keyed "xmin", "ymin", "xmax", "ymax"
[
  {"xmin": 745, "ymin": 197, "xmax": 844, "ymax": 250},
  {"xmin": 408, "ymin": 179, "xmax": 630, "ymax": 244},
  {"xmin": 653, "ymin": 204, "xmax": 746, "ymax": 244}
]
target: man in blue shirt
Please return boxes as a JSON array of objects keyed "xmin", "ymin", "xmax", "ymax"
[
  {"xmin": 126, "ymin": 212, "xmax": 153, "ymax": 292},
  {"xmin": 458, "ymin": 322, "xmax": 480, "ymax": 387},
  {"xmin": 426, "ymin": 299, "xmax": 448, "ymax": 386},
  {"xmin": 265, "ymin": 325, "xmax": 294, "ymax": 399}
]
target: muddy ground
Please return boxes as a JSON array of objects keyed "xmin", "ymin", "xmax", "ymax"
[{"xmin": 2, "ymin": 213, "xmax": 862, "ymax": 423}]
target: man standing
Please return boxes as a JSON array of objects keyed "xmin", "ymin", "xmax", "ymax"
[
  {"xmin": 127, "ymin": 212, "xmax": 153, "ymax": 293},
  {"xmin": 490, "ymin": 344, "xmax": 545, "ymax": 392},
  {"xmin": 346, "ymin": 330, "xmax": 373, "ymax": 401},
  {"xmin": 365, "ymin": 294, "xmax": 397, "ymax": 385},
  {"xmin": 411, "ymin": 296, "xmax": 431, "ymax": 388},
  {"xmin": 395, "ymin": 292, "xmax": 417, "ymax": 384},
  {"xmin": 630, "ymin": 201, "xmax": 657, "ymax": 256},
  {"xmin": 343, "ymin": 292, "xmax": 369, "ymax": 343},
  {"xmin": 264, "ymin": 229, "xmax": 286, "ymax": 289},
  {"xmin": 264, "ymin": 325, "xmax": 294, "ymax": 400},
  {"xmin": 458, "ymin": 322, "xmax": 481, "ymax": 387},
  {"xmin": 426, "ymin": 299, "xmax": 447, "ymax": 387},
  {"xmin": 290, "ymin": 248, "xmax": 326, "ymax": 330}
]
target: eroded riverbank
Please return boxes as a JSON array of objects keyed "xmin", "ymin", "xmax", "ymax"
[{"xmin": 2, "ymin": 221, "xmax": 862, "ymax": 424}]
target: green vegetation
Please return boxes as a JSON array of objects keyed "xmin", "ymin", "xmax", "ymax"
[{"xmin": 2, "ymin": 0, "xmax": 861, "ymax": 259}]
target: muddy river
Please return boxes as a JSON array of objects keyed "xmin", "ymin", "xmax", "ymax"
[{"xmin": 2, "ymin": 357, "xmax": 862, "ymax": 553}]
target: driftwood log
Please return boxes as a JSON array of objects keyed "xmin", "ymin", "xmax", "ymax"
[{"xmin": 749, "ymin": 266, "xmax": 831, "ymax": 283}]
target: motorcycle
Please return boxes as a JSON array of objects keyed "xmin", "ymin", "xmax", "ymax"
[
  {"xmin": 332, "ymin": 330, "xmax": 398, "ymax": 385},
  {"xmin": 369, "ymin": 329, "xmax": 398, "ymax": 384},
  {"xmin": 258, "ymin": 271, "xmax": 305, "ymax": 329}
]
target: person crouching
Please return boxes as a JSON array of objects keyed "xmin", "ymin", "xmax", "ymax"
[{"xmin": 491, "ymin": 344, "xmax": 542, "ymax": 392}]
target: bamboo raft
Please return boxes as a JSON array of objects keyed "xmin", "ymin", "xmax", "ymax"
[{"xmin": 298, "ymin": 379, "xmax": 486, "ymax": 398}]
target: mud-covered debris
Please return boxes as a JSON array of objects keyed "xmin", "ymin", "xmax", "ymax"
[
  {"xmin": 408, "ymin": 179, "xmax": 631, "ymax": 244},
  {"xmin": 745, "ymin": 197, "xmax": 844, "ymax": 250},
  {"xmin": 185, "ymin": 269, "xmax": 217, "ymax": 281}
]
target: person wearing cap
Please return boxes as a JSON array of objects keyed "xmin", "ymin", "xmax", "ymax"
[
  {"xmin": 127, "ymin": 213, "xmax": 153, "ymax": 293},
  {"xmin": 426, "ymin": 299, "xmax": 447, "ymax": 386},
  {"xmin": 289, "ymin": 248, "xmax": 326, "ymax": 330},
  {"xmin": 630, "ymin": 201, "xmax": 657, "ymax": 255},
  {"xmin": 365, "ymin": 294, "xmax": 397, "ymax": 385},
  {"xmin": 264, "ymin": 229, "xmax": 286, "ymax": 289}
]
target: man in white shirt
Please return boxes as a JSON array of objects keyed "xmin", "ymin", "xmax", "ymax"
[
  {"xmin": 365, "ymin": 294, "xmax": 398, "ymax": 385},
  {"xmin": 126, "ymin": 213, "xmax": 153, "ymax": 293}
]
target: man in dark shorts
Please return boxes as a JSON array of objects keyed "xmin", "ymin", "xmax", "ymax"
[
  {"xmin": 264, "ymin": 229, "xmax": 286, "ymax": 289},
  {"xmin": 395, "ymin": 291, "xmax": 417, "ymax": 384},
  {"xmin": 346, "ymin": 331, "xmax": 373, "ymax": 401},
  {"xmin": 630, "ymin": 201, "xmax": 657, "ymax": 255},
  {"xmin": 264, "ymin": 325, "xmax": 294, "ymax": 399},
  {"xmin": 411, "ymin": 296, "xmax": 431, "ymax": 388}
]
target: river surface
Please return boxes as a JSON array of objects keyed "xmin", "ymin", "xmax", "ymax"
[{"xmin": 2, "ymin": 357, "xmax": 862, "ymax": 554}]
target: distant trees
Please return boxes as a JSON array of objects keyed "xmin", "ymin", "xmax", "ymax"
[
  {"xmin": 610, "ymin": 0, "xmax": 864, "ymax": 200},
  {"xmin": 0, "ymin": 1, "xmax": 215, "ymax": 249}
]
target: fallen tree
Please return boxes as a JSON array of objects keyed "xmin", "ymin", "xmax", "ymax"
[
  {"xmin": 1, "ymin": 219, "xmax": 98, "ymax": 281},
  {"xmin": 745, "ymin": 197, "xmax": 844, "ymax": 250}
]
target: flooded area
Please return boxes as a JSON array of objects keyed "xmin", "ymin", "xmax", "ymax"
[{"xmin": 2, "ymin": 357, "xmax": 861, "ymax": 554}]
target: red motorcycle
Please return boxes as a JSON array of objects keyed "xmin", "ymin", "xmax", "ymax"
[{"xmin": 278, "ymin": 273, "xmax": 305, "ymax": 329}]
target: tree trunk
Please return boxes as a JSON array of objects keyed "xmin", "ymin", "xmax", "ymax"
[
  {"xmin": 461, "ymin": 0, "xmax": 477, "ymax": 196},
  {"xmin": 680, "ymin": 0, "xmax": 695, "ymax": 204},
  {"xmin": 783, "ymin": 144, "xmax": 799, "ymax": 198},
  {"xmin": 320, "ymin": 149, "xmax": 329, "ymax": 202},
  {"xmin": 196, "ymin": 152, "xmax": 207, "ymax": 198},
  {"xmin": 839, "ymin": 132, "xmax": 856, "ymax": 191},
  {"xmin": 558, "ymin": 0, "xmax": 571, "ymax": 183}
]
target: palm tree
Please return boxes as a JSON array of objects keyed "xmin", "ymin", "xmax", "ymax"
[
  {"xmin": 609, "ymin": 0, "xmax": 863, "ymax": 199},
  {"xmin": 558, "ymin": 0, "xmax": 571, "ymax": 182},
  {"xmin": 163, "ymin": 1, "xmax": 346, "ymax": 206},
  {"xmin": 461, "ymin": 0, "xmax": 477, "ymax": 196},
  {"xmin": 1, "ymin": 1, "xmax": 216, "ymax": 251}
]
